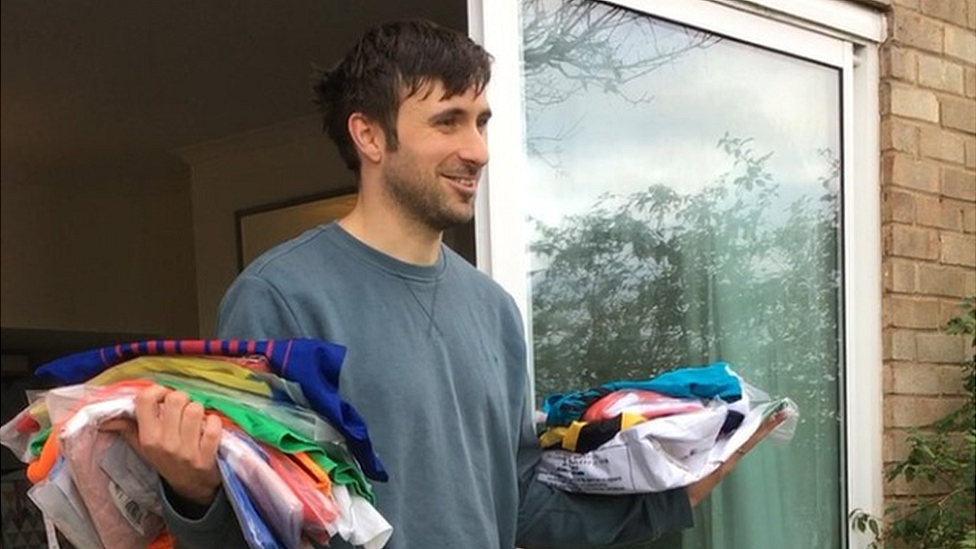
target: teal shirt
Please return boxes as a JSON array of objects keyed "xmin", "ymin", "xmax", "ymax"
[{"xmin": 163, "ymin": 223, "xmax": 692, "ymax": 549}]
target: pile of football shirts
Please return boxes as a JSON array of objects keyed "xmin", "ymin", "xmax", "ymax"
[
  {"xmin": 0, "ymin": 339, "xmax": 392, "ymax": 549},
  {"xmin": 535, "ymin": 362, "xmax": 798, "ymax": 494}
]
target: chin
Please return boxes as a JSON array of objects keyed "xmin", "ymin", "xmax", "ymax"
[{"xmin": 432, "ymin": 209, "xmax": 474, "ymax": 231}]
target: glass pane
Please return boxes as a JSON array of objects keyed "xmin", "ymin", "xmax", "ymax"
[{"xmin": 520, "ymin": 2, "xmax": 842, "ymax": 548}]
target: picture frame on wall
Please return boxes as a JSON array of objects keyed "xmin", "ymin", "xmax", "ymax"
[{"xmin": 235, "ymin": 189, "xmax": 358, "ymax": 271}]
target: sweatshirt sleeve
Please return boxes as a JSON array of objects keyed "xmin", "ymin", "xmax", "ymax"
[
  {"xmin": 515, "ymin": 386, "xmax": 694, "ymax": 548},
  {"xmin": 160, "ymin": 482, "xmax": 248, "ymax": 549},
  {"xmin": 216, "ymin": 273, "xmax": 305, "ymax": 340}
]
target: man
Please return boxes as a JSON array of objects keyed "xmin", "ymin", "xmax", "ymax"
[{"xmin": 111, "ymin": 19, "xmax": 785, "ymax": 548}]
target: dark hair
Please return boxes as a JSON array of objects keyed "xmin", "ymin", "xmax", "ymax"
[{"xmin": 314, "ymin": 19, "xmax": 493, "ymax": 172}]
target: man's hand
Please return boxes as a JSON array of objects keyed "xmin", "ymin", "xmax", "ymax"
[
  {"xmin": 686, "ymin": 410, "xmax": 788, "ymax": 507},
  {"xmin": 100, "ymin": 385, "xmax": 223, "ymax": 506}
]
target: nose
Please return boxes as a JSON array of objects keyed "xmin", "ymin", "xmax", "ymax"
[{"xmin": 458, "ymin": 125, "xmax": 489, "ymax": 168}]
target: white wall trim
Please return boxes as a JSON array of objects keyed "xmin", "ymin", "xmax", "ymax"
[
  {"xmin": 844, "ymin": 41, "xmax": 885, "ymax": 546},
  {"xmin": 726, "ymin": 0, "xmax": 887, "ymax": 43},
  {"xmin": 469, "ymin": 0, "xmax": 532, "ymax": 330},
  {"xmin": 609, "ymin": 0, "xmax": 850, "ymax": 66}
]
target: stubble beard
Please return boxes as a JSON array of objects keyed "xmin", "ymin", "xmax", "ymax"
[{"xmin": 383, "ymin": 154, "xmax": 476, "ymax": 233}]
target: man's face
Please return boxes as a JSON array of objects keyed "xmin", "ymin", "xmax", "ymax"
[{"xmin": 380, "ymin": 80, "xmax": 491, "ymax": 231}]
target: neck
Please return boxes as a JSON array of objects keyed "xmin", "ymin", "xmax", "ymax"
[{"xmin": 339, "ymin": 201, "xmax": 443, "ymax": 266}]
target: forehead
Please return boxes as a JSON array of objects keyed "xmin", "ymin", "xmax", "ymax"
[{"xmin": 398, "ymin": 80, "xmax": 489, "ymax": 114}]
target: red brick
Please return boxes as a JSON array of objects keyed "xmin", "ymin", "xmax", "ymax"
[
  {"xmin": 888, "ymin": 295, "xmax": 942, "ymax": 328},
  {"xmin": 918, "ymin": 263, "xmax": 972, "ymax": 296},
  {"xmin": 889, "ymin": 85, "xmax": 941, "ymax": 122},
  {"xmin": 921, "ymin": 0, "xmax": 970, "ymax": 23},
  {"xmin": 883, "ymin": 45, "xmax": 917, "ymax": 82},
  {"xmin": 945, "ymin": 23, "xmax": 976, "ymax": 62},
  {"xmin": 883, "ymin": 428, "xmax": 912, "ymax": 463},
  {"xmin": 920, "ymin": 125, "xmax": 966, "ymax": 163},
  {"xmin": 943, "ymin": 167, "xmax": 976, "ymax": 200},
  {"xmin": 918, "ymin": 331, "xmax": 969, "ymax": 361},
  {"xmin": 886, "ymin": 394, "xmax": 965, "ymax": 426},
  {"xmin": 965, "ymin": 135, "xmax": 975, "ymax": 168},
  {"xmin": 964, "ymin": 202, "xmax": 975, "ymax": 233},
  {"xmin": 884, "ymin": 257, "xmax": 917, "ymax": 292},
  {"xmin": 941, "ymin": 295, "xmax": 976, "ymax": 326},
  {"xmin": 885, "ymin": 153, "xmax": 940, "ymax": 192},
  {"xmin": 941, "ymin": 95, "xmax": 976, "ymax": 134},
  {"xmin": 885, "ymin": 187, "xmax": 917, "ymax": 222},
  {"xmin": 919, "ymin": 54, "xmax": 966, "ymax": 93},
  {"xmin": 889, "ymin": 328, "xmax": 918, "ymax": 360},
  {"xmin": 882, "ymin": 118, "xmax": 920, "ymax": 153},
  {"xmin": 940, "ymin": 232, "xmax": 976, "ymax": 266},
  {"xmin": 892, "ymin": 11, "xmax": 945, "ymax": 54},
  {"xmin": 886, "ymin": 224, "xmax": 940, "ymax": 259},
  {"xmin": 938, "ymin": 363, "xmax": 972, "ymax": 394},
  {"xmin": 890, "ymin": 362, "xmax": 942, "ymax": 393},
  {"xmin": 917, "ymin": 194, "xmax": 964, "ymax": 230}
]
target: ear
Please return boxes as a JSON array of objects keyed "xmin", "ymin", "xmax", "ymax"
[{"xmin": 348, "ymin": 113, "xmax": 385, "ymax": 166}]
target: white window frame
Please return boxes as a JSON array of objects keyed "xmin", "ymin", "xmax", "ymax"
[{"xmin": 468, "ymin": 1, "xmax": 884, "ymax": 546}]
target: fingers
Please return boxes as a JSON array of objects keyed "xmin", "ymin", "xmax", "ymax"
[
  {"xmin": 133, "ymin": 384, "xmax": 170, "ymax": 446},
  {"xmin": 179, "ymin": 401, "xmax": 206, "ymax": 450},
  {"xmin": 160, "ymin": 391, "xmax": 191, "ymax": 450},
  {"xmin": 198, "ymin": 414, "xmax": 222, "ymax": 466},
  {"xmin": 99, "ymin": 416, "xmax": 139, "ymax": 448},
  {"xmin": 754, "ymin": 410, "xmax": 788, "ymax": 440},
  {"xmin": 763, "ymin": 410, "xmax": 788, "ymax": 430},
  {"xmin": 130, "ymin": 385, "xmax": 216, "ymax": 457},
  {"xmin": 102, "ymin": 385, "xmax": 221, "ymax": 505},
  {"xmin": 98, "ymin": 416, "xmax": 135, "ymax": 433},
  {"xmin": 737, "ymin": 410, "xmax": 789, "ymax": 457}
]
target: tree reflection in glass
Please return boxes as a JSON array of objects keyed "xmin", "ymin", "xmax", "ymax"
[{"xmin": 521, "ymin": 2, "xmax": 843, "ymax": 548}]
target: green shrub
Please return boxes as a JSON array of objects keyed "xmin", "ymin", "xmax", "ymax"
[{"xmin": 852, "ymin": 296, "xmax": 975, "ymax": 549}]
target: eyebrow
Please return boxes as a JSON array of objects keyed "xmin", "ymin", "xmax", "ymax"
[{"xmin": 428, "ymin": 107, "xmax": 493, "ymax": 124}]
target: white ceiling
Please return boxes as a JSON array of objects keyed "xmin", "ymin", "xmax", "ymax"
[{"xmin": 1, "ymin": 0, "xmax": 465, "ymax": 188}]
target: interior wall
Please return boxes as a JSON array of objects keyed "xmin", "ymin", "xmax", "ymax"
[
  {"xmin": 181, "ymin": 117, "xmax": 356, "ymax": 336},
  {"xmin": 0, "ymin": 177, "xmax": 199, "ymax": 338}
]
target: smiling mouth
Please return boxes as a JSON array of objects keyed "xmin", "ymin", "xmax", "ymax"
[{"xmin": 442, "ymin": 174, "xmax": 479, "ymax": 189}]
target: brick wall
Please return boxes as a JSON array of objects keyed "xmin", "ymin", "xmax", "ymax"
[{"xmin": 880, "ymin": 0, "xmax": 976, "ymax": 501}]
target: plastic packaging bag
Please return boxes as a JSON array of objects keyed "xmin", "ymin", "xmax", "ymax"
[
  {"xmin": 62, "ymin": 421, "xmax": 164, "ymax": 549},
  {"xmin": 0, "ymin": 405, "xmax": 49, "ymax": 462},
  {"xmin": 536, "ymin": 397, "xmax": 798, "ymax": 494},
  {"xmin": 57, "ymin": 392, "xmax": 164, "ymax": 549},
  {"xmin": 330, "ymin": 484, "xmax": 393, "ymax": 549},
  {"xmin": 218, "ymin": 458, "xmax": 284, "ymax": 549},
  {"xmin": 219, "ymin": 429, "xmax": 304, "ymax": 549},
  {"xmin": 28, "ymin": 457, "xmax": 105, "ymax": 549},
  {"xmin": 264, "ymin": 445, "xmax": 339, "ymax": 544}
]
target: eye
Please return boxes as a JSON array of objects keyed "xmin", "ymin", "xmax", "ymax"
[
  {"xmin": 477, "ymin": 113, "xmax": 492, "ymax": 134},
  {"xmin": 435, "ymin": 115, "xmax": 461, "ymax": 130}
]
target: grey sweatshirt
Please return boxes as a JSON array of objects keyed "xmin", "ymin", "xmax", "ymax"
[{"xmin": 161, "ymin": 223, "xmax": 693, "ymax": 549}]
